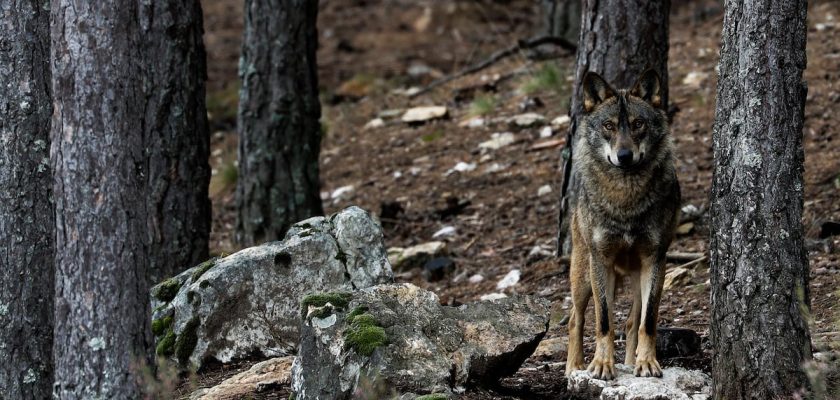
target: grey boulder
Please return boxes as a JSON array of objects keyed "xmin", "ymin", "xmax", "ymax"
[
  {"xmin": 568, "ymin": 364, "xmax": 711, "ymax": 400},
  {"xmin": 150, "ymin": 206, "xmax": 393, "ymax": 368},
  {"xmin": 290, "ymin": 283, "xmax": 550, "ymax": 399}
]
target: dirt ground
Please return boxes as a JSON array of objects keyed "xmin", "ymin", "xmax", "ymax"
[{"xmin": 193, "ymin": 0, "xmax": 840, "ymax": 398}]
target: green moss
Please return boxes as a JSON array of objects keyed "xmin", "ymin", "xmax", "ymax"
[
  {"xmin": 346, "ymin": 306, "xmax": 368, "ymax": 323},
  {"xmin": 469, "ymin": 94, "xmax": 497, "ymax": 117},
  {"xmin": 344, "ymin": 312, "xmax": 387, "ymax": 357},
  {"xmin": 156, "ymin": 329, "xmax": 176, "ymax": 357},
  {"xmin": 416, "ymin": 394, "xmax": 449, "ymax": 400},
  {"xmin": 289, "ymin": 393, "xmax": 296, "ymax": 400},
  {"xmin": 300, "ymin": 292, "xmax": 352, "ymax": 317},
  {"xmin": 152, "ymin": 316, "xmax": 173, "ymax": 337},
  {"xmin": 175, "ymin": 317, "xmax": 200, "ymax": 365},
  {"xmin": 153, "ymin": 278, "xmax": 181, "ymax": 303},
  {"xmin": 191, "ymin": 259, "xmax": 217, "ymax": 282}
]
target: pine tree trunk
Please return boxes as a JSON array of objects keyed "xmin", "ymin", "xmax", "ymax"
[
  {"xmin": 557, "ymin": 0, "xmax": 670, "ymax": 254},
  {"xmin": 709, "ymin": 1, "xmax": 811, "ymax": 398},
  {"xmin": 236, "ymin": 0, "xmax": 324, "ymax": 247},
  {"xmin": 141, "ymin": 0, "xmax": 212, "ymax": 283},
  {"xmin": 0, "ymin": 1, "xmax": 54, "ymax": 397},
  {"xmin": 51, "ymin": 2, "xmax": 152, "ymax": 397},
  {"xmin": 541, "ymin": 0, "xmax": 581, "ymax": 44}
]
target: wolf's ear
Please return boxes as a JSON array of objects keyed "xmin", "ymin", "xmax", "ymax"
[
  {"xmin": 630, "ymin": 69, "xmax": 663, "ymax": 108},
  {"xmin": 582, "ymin": 72, "xmax": 615, "ymax": 112}
]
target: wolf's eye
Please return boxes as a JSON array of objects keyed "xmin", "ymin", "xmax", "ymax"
[
  {"xmin": 603, "ymin": 121, "xmax": 615, "ymax": 131},
  {"xmin": 632, "ymin": 119, "xmax": 645, "ymax": 129}
]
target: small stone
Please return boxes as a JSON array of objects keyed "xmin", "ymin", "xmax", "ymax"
[
  {"xmin": 468, "ymin": 274, "xmax": 485, "ymax": 284},
  {"xmin": 364, "ymin": 118, "xmax": 385, "ymax": 130},
  {"xmin": 330, "ymin": 185, "xmax": 354, "ymax": 200},
  {"xmin": 656, "ymin": 327, "xmax": 702, "ymax": 359},
  {"xmin": 458, "ymin": 116, "xmax": 485, "ymax": 128},
  {"xmin": 402, "ymin": 106, "xmax": 448, "ymax": 123},
  {"xmin": 537, "ymin": 185, "xmax": 553, "ymax": 196},
  {"xmin": 551, "ymin": 115, "xmax": 571, "ymax": 127},
  {"xmin": 496, "ymin": 269, "xmax": 521, "ymax": 290},
  {"xmin": 508, "ymin": 112, "xmax": 546, "ymax": 128},
  {"xmin": 531, "ymin": 337, "xmax": 566, "ymax": 359},
  {"xmin": 518, "ymin": 96, "xmax": 544, "ymax": 112},
  {"xmin": 445, "ymin": 162, "xmax": 476, "ymax": 176},
  {"xmin": 681, "ymin": 204, "xmax": 702, "ymax": 220},
  {"xmin": 423, "ymin": 257, "xmax": 456, "ymax": 282},
  {"xmin": 378, "ymin": 109, "xmax": 404, "ymax": 119},
  {"xmin": 480, "ymin": 292, "xmax": 508, "ymax": 301},
  {"xmin": 389, "ymin": 241, "xmax": 447, "ymax": 270},
  {"xmin": 478, "ymin": 132, "xmax": 516, "ymax": 151},
  {"xmin": 539, "ymin": 126, "xmax": 553, "ymax": 138},
  {"xmin": 432, "ymin": 226, "xmax": 457, "ymax": 239},
  {"xmin": 676, "ymin": 222, "xmax": 695, "ymax": 235},
  {"xmin": 682, "ymin": 71, "xmax": 709, "ymax": 89}
]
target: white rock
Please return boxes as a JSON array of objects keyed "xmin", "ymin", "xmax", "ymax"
[
  {"xmin": 468, "ymin": 274, "xmax": 485, "ymax": 284},
  {"xmin": 445, "ymin": 161, "xmax": 477, "ymax": 176},
  {"xmin": 480, "ymin": 293, "xmax": 508, "ymax": 301},
  {"xmin": 568, "ymin": 364, "xmax": 711, "ymax": 400},
  {"xmin": 816, "ymin": 22, "xmax": 837, "ymax": 31},
  {"xmin": 401, "ymin": 106, "xmax": 448, "ymax": 123},
  {"xmin": 537, "ymin": 185, "xmax": 553, "ymax": 196},
  {"xmin": 496, "ymin": 269, "xmax": 521, "ymax": 290},
  {"xmin": 539, "ymin": 126, "xmax": 554, "ymax": 138},
  {"xmin": 330, "ymin": 185, "xmax": 355, "ymax": 199},
  {"xmin": 432, "ymin": 226, "xmax": 457, "ymax": 239},
  {"xmin": 483, "ymin": 163, "xmax": 507, "ymax": 174},
  {"xmin": 551, "ymin": 115, "xmax": 571, "ymax": 127},
  {"xmin": 388, "ymin": 241, "xmax": 447, "ymax": 269},
  {"xmin": 478, "ymin": 132, "xmax": 516, "ymax": 151},
  {"xmin": 509, "ymin": 112, "xmax": 546, "ymax": 127},
  {"xmin": 458, "ymin": 117, "xmax": 485, "ymax": 128},
  {"xmin": 682, "ymin": 71, "xmax": 709, "ymax": 89},
  {"xmin": 364, "ymin": 118, "xmax": 385, "ymax": 130}
]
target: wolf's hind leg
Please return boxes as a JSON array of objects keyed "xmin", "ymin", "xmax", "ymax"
[{"xmin": 566, "ymin": 246, "xmax": 591, "ymax": 376}]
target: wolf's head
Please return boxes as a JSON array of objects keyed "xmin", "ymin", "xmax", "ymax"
[{"xmin": 578, "ymin": 69, "xmax": 669, "ymax": 171}]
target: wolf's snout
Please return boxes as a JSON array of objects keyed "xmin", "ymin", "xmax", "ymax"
[{"xmin": 616, "ymin": 149, "xmax": 634, "ymax": 166}]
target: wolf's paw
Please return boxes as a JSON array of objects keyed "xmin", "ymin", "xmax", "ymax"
[
  {"xmin": 634, "ymin": 356, "xmax": 662, "ymax": 377},
  {"xmin": 587, "ymin": 357, "xmax": 616, "ymax": 380},
  {"xmin": 565, "ymin": 361, "xmax": 586, "ymax": 376}
]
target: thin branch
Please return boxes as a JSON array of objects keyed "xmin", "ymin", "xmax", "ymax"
[{"xmin": 409, "ymin": 35, "xmax": 577, "ymax": 98}]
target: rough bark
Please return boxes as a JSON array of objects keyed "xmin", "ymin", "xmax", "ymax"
[
  {"xmin": 709, "ymin": 0, "xmax": 811, "ymax": 398},
  {"xmin": 141, "ymin": 0, "xmax": 212, "ymax": 283},
  {"xmin": 557, "ymin": 0, "xmax": 670, "ymax": 254},
  {"xmin": 541, "ymin": 0, "xmax": 581, "ymax": 44},
  {"xmin": 51, "ymin": 1, "xmax": 153, "ymax": 398},
  {"xmin": 236, "ymin": 0, "xmax": 324, "ymax": 247},
  {"xmin": 0, "ymin": 0, "xmax": 54, "ymax": 397}
]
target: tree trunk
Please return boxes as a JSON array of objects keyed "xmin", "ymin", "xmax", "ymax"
[
  {"xmin": 51, "ymin": 2, "xmax": 153, "ymax": 397},
  {"xmin": 541, "ymin": 0, "xmax": 581, "ymax": 44},
  {"xmin": 0, "ymin": 1, "xmax": 54, "ymax": 397},
  {"xmin": 141, "ymin": 0, "xmax": 212, "ymax": 283},
  {"xmin": 236, "ymin": 0, "xmax": 324, "ymax": 247},
  {"xmin": 709, "ymin": 0, "xmax": 811, "ymax": 398},
  {"xmin": 557, "ymin": 0, "xmax": 670, "ymax": 254}
]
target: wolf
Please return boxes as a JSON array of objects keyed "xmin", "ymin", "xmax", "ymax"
[{"xmin": 564, "ymin": 69, "xmax": 680, "ymax": 380}]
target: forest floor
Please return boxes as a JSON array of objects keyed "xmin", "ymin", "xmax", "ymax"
[{"xmin": 188, "ymin": 0, "xmax": 840, "ymax": 398}]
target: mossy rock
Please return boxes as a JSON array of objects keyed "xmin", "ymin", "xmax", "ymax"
[
  {"xmin": 152, "ymin": 315, "xmax": 173, "ymax": 337},
  {"xmin": 152, "ymin": 278, "xmax": 181, "ymax": 303},
  {"xmin": 175, "ymin": 317, "xmax": 200, "ymax": 365},
  {"xmin": 191, "ymin": 258, "xmax": 218, "ymax": 282},
  {"xmin": 300, "ymin": 292, "xmax": 353, "ymax": 317},
  {"xmin": 344, "ymin": 311, "xmax": 387, "ymax": 357},
  {"xmin": 156, "ymin": 329, "xmax": 176, "ymax": 357}
]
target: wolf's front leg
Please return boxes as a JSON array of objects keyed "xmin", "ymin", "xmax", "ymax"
[
  {"xmin": 635, "ymin": 253, "xmax": 666, "ymax": 377},
  {"xmin": 588, "ymin": 256, "xmax": 617, "ymax": 380}
]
